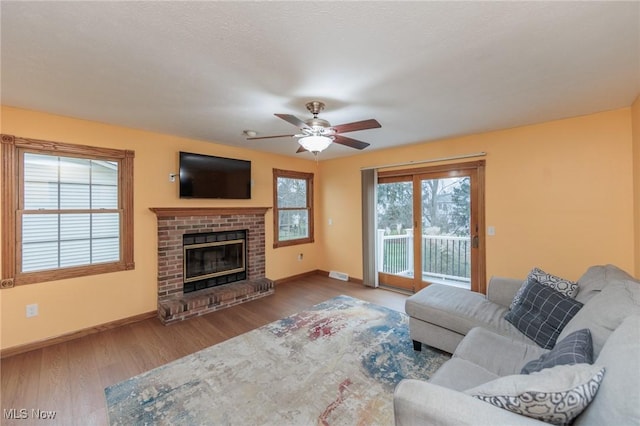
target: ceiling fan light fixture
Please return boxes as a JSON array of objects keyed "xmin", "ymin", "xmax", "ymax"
[{"xmin": 298, "ymin": 135, "xmax": 333, "ymax": 153}]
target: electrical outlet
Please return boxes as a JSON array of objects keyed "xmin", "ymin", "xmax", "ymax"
[
  {"xmin": 26, "ymin": 303, "xmax": 38, "ymax": 318},
  {"xmin": 297, "ymin": 253, "xmax": 303, "ymax": 261},
  {"xmin": 169, "ymin": 173, "xmax": 176, "ymax": 182}
]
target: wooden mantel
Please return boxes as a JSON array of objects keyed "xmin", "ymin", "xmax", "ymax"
[{"xmin": 149, "ymin": 207, "xmax": 271, "ymax": 217}]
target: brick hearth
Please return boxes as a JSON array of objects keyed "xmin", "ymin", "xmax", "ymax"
[{"xmin": 150, "ymin": 207, "xmax": 274, "ymax": 324}]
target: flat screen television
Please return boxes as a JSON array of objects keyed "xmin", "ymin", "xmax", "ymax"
[{"xmin": 179, "ymin": 152, "xmax": 251, "ymax": 199}]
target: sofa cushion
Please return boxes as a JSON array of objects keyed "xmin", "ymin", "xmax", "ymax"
[
  {"xmin": 506, "ymin": 280, "xmax": 584, "ymax": 349},
  {"xmin": 510, "ymin": 268, "xmax": 578, "ymax": 310},
  {"xmin": 455, "ymin": 327, "xmax": 548, "ymax": 377},
  {"xmin": 429, "ymin": 357, "xmax": 500, "ymax": 392},
  {"xmin": 573, "ymin": 315, "xmax": 640, "ymax": 426},
  {"xmin": 406, "ymin": 284, "xmax": 534, "ymax": 343},
  {"xmin": 558, "ymin": 279, "xmax": 640, "ymax": 357},
  {"xmin": 575, "ymin": 264, "xmax": 639, "ymax": 304},
  {"xmin": 521, "ymin": 329, "xmax": 593, "ymax": 374},
  {"xmin": 465, "ymin": 364, "xmax": 605, "ymax": 425}
]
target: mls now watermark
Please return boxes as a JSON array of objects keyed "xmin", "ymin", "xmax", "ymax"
[{"xmin": 3, "ymin": 408, "xmax": 57, "ymax": 420}]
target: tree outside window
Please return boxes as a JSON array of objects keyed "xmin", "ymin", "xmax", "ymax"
[{"xmin": 273, "ymin": 169, "xmax": 314, "ymax": 248}]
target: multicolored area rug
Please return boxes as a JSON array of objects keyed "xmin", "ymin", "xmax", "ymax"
[{"xmin": 105, "ymin": 295, "xmax": 449, "ymax": 425}]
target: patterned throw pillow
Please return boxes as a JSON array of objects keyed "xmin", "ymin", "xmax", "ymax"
[
  {"xmin": 510, "ymin": 267, "xmax": 578, "ymax": 311},
  {"xmin": 521, "ymin": 329, "xmax": 593, "ymax": 374},
  {"xmin": 465, "ymin": 364, "xmax": 606, "ymax": 425},
  {"xmin": 505, "ymin": 280, "xmax": 583, "ymax": 349}
]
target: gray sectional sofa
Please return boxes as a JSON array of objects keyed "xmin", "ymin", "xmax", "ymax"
[{"xmin": 395, "ymin": 265, "xmax": 640, "ymax": 425}]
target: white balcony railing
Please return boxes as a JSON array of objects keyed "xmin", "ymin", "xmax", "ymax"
[{"xmin": 376, "ymin": 229, "xmax": 471, "ymax": 289}]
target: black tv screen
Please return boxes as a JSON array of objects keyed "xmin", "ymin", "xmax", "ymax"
[{"xmin": 179, "ymin": 152, "xmax": 251, "ymax": 199}]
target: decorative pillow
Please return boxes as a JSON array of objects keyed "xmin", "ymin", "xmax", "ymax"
[
  {"xmin": 510, "ymin": 267, "xmax": 578, "ymax": 310},
  {"xmin": 505, "ymin": 280, "xmax": 583, "ymax": 349},
  {"xmin": 465, "ymin": 364, "xmax": 606, "ymax": 425},
  {"xmin": 521, "ymin": 329, "xmax": 593, "ymax": 374}
]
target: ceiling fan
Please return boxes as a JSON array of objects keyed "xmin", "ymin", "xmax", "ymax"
[{"xmin": 246, "ymin": 101, "xmax": 381, "ymax": 154}]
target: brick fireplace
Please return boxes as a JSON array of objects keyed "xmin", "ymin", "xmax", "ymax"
[{"xmin": 150, "ymin": 207, "xmax": 274, "ymax": 324}]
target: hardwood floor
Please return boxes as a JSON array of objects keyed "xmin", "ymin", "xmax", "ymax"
[{"xmin": 0, "ymin": 275, "xmax": 408, "ymax": 425}]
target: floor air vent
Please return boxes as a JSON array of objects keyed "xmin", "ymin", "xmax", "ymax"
[{"xmin": 329, "ymin": 271, "xmax": 349, "ymax": 281}]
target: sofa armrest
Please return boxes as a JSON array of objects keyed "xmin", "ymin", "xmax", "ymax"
[
  {"xmin": 394, "ymin": 379, "xmax": 547, "ymax": 426},
  {"xmin": 487, "ymin": 276, "xmax": 523, "ymax": 307}
]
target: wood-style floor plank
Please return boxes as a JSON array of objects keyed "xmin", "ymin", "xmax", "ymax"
[
  {"xmin": 67, "ymin": 337, "xmax": 105, "ymax": 426},
  {"xmin": 0, "ymin": 276, "xmax": 408, "ymax": 425},
  {"xmin": 37, "ymin": 343, "xmax": 72, "ymax": 424}
]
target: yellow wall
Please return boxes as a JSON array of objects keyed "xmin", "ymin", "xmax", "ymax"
[
  {"xmin": 1, "ymin": 105, "xmax": 637, "ymax": 351},
  {"xmin": 0, "ymin": 106, "xmax": 320, "ymax": 350},
  {"xmin": 632, "ymin": 95, "xmax": 640, "ymax": 277},
  {"xmin": 318, "ymin": 108, "xmax": 636, "ymax": 282}
]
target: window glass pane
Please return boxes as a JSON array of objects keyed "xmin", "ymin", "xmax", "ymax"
[
  {"xmin": 92, "ymin": 238, "xmax": 120, "ymax": 263},
  {"xmin": 22, "ymin": 242, "xmax": 59, "ymax": 272},
  {"xmin": 92, "ymin": 160, "xmax": 118, "ymax": 208},
  {"xmin": 60, "ymin": 214, "xmax": 90, "ymax": 240},
  {"xmin": 92, "ymin": 161, "xmax": 118, "ymax": 185},
  {"xmin": 59, "ymin": 157, "xmax": 90, "ymax": 184},
  {"xmin": 24, "ymin": 153, "xmax": 58, "ymax": 182},
  {"xmin": 23, "ymin": 215, "xmax": 60, "ymax": 272},
  {"xmin": 23, "ymin": 182, "xmax": 59, "ymax": 210},
  {"xmin": 24, "ymin": 153, "xmax": 60, "ymax": 210},
  {"xmin": 277, "ymin": 177, "xmax": 307, "ymax": 208},
  {"xmin": 60, "ymin": 183, "xmax": 90, "ymax": 209},
  {"xmin": 278, "ymin": 210, "xmax": 309, "ymax": 241},
  {"xmin": 22, "ymin": 214, "xmax": 59, "ymax": 243},
  {"xmin": 92, "ymin": 213, "xmax": 120, "ymax": 238},
  {"xmin": 92, "ymin": 185, "xmax": 118, "ymax": 209},
  {"xmin": 60, "ymin": 240, "xmax": 90, "ymax": 267}
]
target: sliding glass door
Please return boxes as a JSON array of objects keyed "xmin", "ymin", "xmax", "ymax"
[
  {"xmin": 376, "ymin": 178, "xmax": 415, "ymax": 292},
  {"xmin": 376, "ymin": 161, "xmax": 485, "ymax": 293},
  {"xmin": 420, "ymin": 175, "xmax": 472, "ymax": 290}
]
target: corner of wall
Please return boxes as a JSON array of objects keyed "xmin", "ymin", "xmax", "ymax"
[{"xmin": 632, "ymin": 94, "xmax": 640, "ymax": 278}]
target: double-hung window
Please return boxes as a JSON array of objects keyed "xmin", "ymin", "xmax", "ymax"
[
  {"xmin": 1, "ymin": 134, "xmax": 134, "ymax": 287},
  {"xmin": 273, "ymin": 169, "xmax": 314, "ymax": 248}
]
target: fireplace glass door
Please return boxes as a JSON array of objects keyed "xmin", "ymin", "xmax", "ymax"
[{"xmin": 184, "ymin": 239, "xmax": 245, "ymax": 283}]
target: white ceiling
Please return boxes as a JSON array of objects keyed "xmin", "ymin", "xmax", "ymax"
[{"xmin": 2, "ymin": 1, "xmax": 639, "ymax": 160}]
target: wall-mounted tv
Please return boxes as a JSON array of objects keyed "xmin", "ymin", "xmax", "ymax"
[{"xmin": 179, "ymin": 151, "xmax": 251, "ymax": 199}]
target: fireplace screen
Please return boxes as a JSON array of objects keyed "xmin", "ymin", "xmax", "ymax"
[{"xmin": 184, "ymin": 239, "xmax": 245, "ymax": 283}]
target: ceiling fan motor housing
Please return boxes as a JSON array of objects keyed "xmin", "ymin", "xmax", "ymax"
[
  {"xmin": 305, "ymin": 117, "xmax": 332, "ymax": 129},
  {"xmin": 303, "ymin": 101, "xmax": 334, "ymax": 135}
]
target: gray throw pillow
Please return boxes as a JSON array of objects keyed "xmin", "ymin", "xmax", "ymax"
[
  {"xmin": 510, "ymin": 267, "xmax": 578, "ymax": 310},
  {"xmin": 505, "ymin": 279, "xmax": 584, "ymax": 349},
  {"xmin": 465, "ymin": 364, "xmax": 605, "ymax": 425},
  {"xmin": 521, "ymin": 329, "xmax": 593, "ymax": 374}
]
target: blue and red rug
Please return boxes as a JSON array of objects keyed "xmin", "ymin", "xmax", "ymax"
[{"xmin": 105, "ymin": 295, "xmax": 449, "ymax": 425}]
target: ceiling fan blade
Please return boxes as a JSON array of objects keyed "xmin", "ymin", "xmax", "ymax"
[
  {"xmin": 332, "ymin": 119, "xmax": 381, "ymax": 134},
  {"xmin": 246, "ymin": 134, "xmax": 295, "ymax": 140},
  {"xmin": 274, "ymin": 114, "xmax": 310, "ymax": 129},
  {"xmin": 296, "ymin": 145, "xmax": 307, "ymax": 153},
  {"xmin": 333, "ymin": 134, "xmax": 370, "ymax": 150}
]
